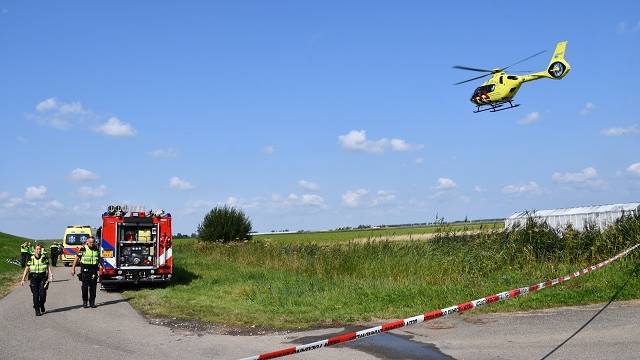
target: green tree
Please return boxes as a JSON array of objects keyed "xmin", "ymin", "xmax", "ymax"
[{"xmin": 197, "ymin": 205, "xmax": 252, "ymax": 243}]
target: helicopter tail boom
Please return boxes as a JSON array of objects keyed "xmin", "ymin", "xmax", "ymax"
[{"xmin": 522, "ymin": 41, "xmax": 571, "ymax": 82}]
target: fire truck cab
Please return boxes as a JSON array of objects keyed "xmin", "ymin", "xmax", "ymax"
[{"xmin": 99, "ymin": 205, "xmax": 172, "ymax": 286}]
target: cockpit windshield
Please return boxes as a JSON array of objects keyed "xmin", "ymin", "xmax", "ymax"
[{"xmin": 473, "ymin": 84, "xmax": 495, "ymax": 97}]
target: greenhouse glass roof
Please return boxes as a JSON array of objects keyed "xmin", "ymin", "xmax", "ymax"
[{"xmin": 507, "ymin": 202, "xmax": 640, "ymax": 219}]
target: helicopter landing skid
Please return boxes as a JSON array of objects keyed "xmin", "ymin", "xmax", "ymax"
[{"xmin": 474, "ymin": 101, "xmax": 520, "ymax": 113}]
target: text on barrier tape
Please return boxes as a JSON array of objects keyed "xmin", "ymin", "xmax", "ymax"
[{"xmin": 239, "ymin": 243, "xmax": 639, "ymax": 360}]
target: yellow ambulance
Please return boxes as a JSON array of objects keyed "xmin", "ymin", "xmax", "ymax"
[{"xmin": 61, "ymin": 225, "xmax": 93, "ymax": 266}]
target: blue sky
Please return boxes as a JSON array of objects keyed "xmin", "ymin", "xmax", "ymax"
[{"xmin": 1, "ymin": 1, "xmax": 639, "ymax": 238}]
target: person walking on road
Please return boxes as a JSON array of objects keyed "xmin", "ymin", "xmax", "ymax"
[
  {"xmin": 50, "ymin": 242, "xmax": 59, "ymax": 267},
  {"xmin": 71, "ymin": 236, "xmax": 100, "ymax": 308},
  {"xmin": 20, "ymin": 244, "xmax": 53, "ymax": 316},
  {"xmin": 20, "ymin": 242, "xmax": 30, "ymax": 267}
]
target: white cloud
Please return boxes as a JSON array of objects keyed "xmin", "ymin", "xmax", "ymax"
[
  {"xmin": 552, "ymin": 167, "xmax": 606, "ymax": 189},
  {"xmin": 263, "ymin": 145, "xmax": 275, "ymax": 155},
  {"xmin": 95, "ymin": 117, "xmax": 136, "ymax": 137},
  {"xmin": 69, "ymin": 168, "xmax": 98, "ymax": 182},
  {"xmin": 183, "ymin": 199, "xmax": 216, "ymax": 215},
  {"xmin": 78, "ymin": 185, "xmax": 107, "ymax": 198},
  {"xmin": 552, "ymin": 167, "xmax": 598, "ymax": 183},
  {"xmin": 628, "ymin": 163, "xmax": 640, "ymax": 175},
  {"xmin": 0, "ymin": 192, "xmax": 9, "ymax": 200},
  {"xmin": 390, "ymin": 138, "xmax": 423, "ymax": 151},
  {"xmin": 2, "ymin": 197, "xmax": 26, "ymax": 209},
  {"xmin": 43, "ymin": 200, "xmax": 64, "ymax": 210},
  {"xmin": 36, "ymin": 97, "xmax": 58, "ymax": 112},
  {"xmin": 271, "ymin": 193, "xmax": 324, "ymax": 207},
  {"xmin": 601, "ymin": 125, "xmax": 638, "ymax": 137},
  {"xmin": 338, "ymin": 130, "xmax": 421, "ymax": 154},
  {"xmin": 25, "ymin": 186, "xmax": 47, "ymax": 200},
  {"xmin": 32, "ymin": 97, "xmax": 90, "ymax": 129},
  {"xmin": 301, "ymin": 194, "xmax": 325, "ymax": 206},
  {"xmin": 415, "ymin": 157, "xmax": 424, "ymax": 165},
  {"xmin": 502, "ymin": 181, "xmax": 541, "ymax": 195},
  {"xmin": 473, "ymin": 185, "xmax": 485, "ymax": 192},
  {"xmin": 579, "ymin": 102, "xmax": 595, "ymax": 116},
  {"xmin": 518, "ymin": 112, "xmax": 540, "ymax": 125},
  {"xmin": 169, "ymin": 176, "xmax": 194, "ymax": 190},
  {"xmin": 298, "ymin": 179, "xmax": 319, "ymax": 191},
  {"xmin": 339, "ymin": 130, "xmax": 387, "ymax": 154},
  {"xmin": 221, "ymin": 195, "xmax": 261, "ymax": 209},
  {"xmin": 149, "ymin": 148, "xmax": 178, "ymax": 158},
  {"xmin": 434, "ymin": 177, "xmax": 457, "ymax": 191},
  {"xmin": 225, "ymin": 196, "xmax": 239, "ymax": 206},
  {"xmin": 372, "ymin": 190, "xmax": 396, "ymax": 206},
  {"xmin": 342, "ymin": 188, "xmax": 368, "ymax": 207}
]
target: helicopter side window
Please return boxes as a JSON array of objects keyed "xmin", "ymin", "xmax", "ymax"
[
  {"xmin": 507, "ymin": 75, "xmax": 518, "ymax": 80},
  {"xmin": 499, "ymin": 76, "xmax": 503, "ymax": 84}
]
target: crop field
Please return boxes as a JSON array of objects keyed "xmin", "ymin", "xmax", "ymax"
[
  {"xmin": 253, "ymin": 221, "xmax": 504, "ymax": 245},
  {"xmin": 125, "ymin": 215, "xmax": 640, "ymax": 329}
]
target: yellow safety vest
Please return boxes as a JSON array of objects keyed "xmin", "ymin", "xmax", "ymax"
[
  {"xmin": 20, "ymin": 245, "xmax": 28, "ymax": 253},
  {"xmin": 80, "ymin": 246, "xmax": 99, "ymax": 265},
  {"xmin": 28, "ymin": 255, "xmax": 48, "ymax": 274}
]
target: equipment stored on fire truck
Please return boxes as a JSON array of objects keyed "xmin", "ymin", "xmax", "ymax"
[
  {"xmin": 62, "ymin": 225, "xmax": 93, "ymax": 266},
  {"xmin": 99, "ymin": 205, "xmax": 173, "ymax": 286}
]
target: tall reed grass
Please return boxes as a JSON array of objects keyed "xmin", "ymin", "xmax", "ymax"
[{"xmin": 125, "ymin": 214, "xmax": 640, "ymax": 329}]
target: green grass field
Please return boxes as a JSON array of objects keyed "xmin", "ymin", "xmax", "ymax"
[
  {"xmin": 254, "ymin": 221, "xmax": 503, "ymax": 245},
  {"xmin": 0, "ymin": 232, "xmax": 29, "ymax": 298},
  {"xmin": 125, "ymin": 218, "xmax": 639, "ymax": 329}
]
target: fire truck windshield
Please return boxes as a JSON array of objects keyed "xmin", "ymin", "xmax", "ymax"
[{"xmin": 65, "ymin": 234, "xmax": 88, "ymax": 245}]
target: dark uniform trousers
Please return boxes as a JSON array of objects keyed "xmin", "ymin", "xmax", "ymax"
[
  {"xmin": 50, "ymin": 249, "xmax": 58, "ymax": 266},
  {"xmin": 29, "ymin": 274, "xmax": 47, "ymax": 309},
  {"xmin": 81, "ymin": 265, "xmax": 98, "ymax": 305},
  {"xmin": 21, "ymin": 252, "xmax": 29, "ymax": 267}
]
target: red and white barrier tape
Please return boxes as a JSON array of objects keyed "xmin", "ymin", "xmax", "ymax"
[{"xmin": 240, "ymin": 243, "xmax": 639, "ymax": 360}]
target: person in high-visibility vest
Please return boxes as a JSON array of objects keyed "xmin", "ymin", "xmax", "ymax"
[
  {"xmin": 49, "ymin": 242, "xmax": 59, "ymax": 267},
  {"xmin": 20, "ymin": 242, "xmax": 30, "ymax": 267},
  {"xmin": 20, "ymin": 243, "xmax": 53, "ymax": 316},
  {"xmin": 71, "ymin": 236, "xmax": 100, "ymax": 308}
]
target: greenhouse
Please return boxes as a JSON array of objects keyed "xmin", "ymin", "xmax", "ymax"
[{"xmin": 505, "ymin": 202, "xmax": 640, "ymax": 231}]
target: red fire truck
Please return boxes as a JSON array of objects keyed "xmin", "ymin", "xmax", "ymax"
[{"xmin": 99, "ymin": 206, "xmax": 173, "ymax": 285}]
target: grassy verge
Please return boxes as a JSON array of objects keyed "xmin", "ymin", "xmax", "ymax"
[
  {"xmin": 254, "ymin": 221, "xmax": 504, "ymax": 245},
  {"xmin": 0, "ymin": 232, "xmax": 30, "ymax": 298},
  {"xmin": 125, "ymin": 216, "xmax": 639, "ymax": 329}
]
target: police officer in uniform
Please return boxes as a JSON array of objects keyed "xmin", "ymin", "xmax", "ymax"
[
  {"xmin": 71, "ymin": 236, "xmax": 100, "ymax": 308},
  {"xmin": 20, "ymin": 242, "xmax": 30, "ymax": 267},
  {"xmin": 20, "ymin": 243, "xmax": 53, "ymax": 316},
  {"xmin": 49, "ymin": 242, "xmax": 59, "ymax": 267}
]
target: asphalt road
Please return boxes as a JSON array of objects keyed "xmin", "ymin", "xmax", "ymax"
[{"xmin": 1, "ymin": 266, "xmax": 638, "ymax": 360}]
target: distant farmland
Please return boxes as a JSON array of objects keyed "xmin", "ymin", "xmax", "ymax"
[{"xmin": 253, "ymin": 221, "xmax": 504, "ymax": 245}]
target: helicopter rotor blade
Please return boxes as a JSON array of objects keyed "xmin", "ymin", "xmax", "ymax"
[
  {"xmin": 501, "ymin": 50, "xmax": 546, "ymax": 71},
  {"xmin": 452, "ymin": 65, "xmax": 493, "ymax": 73},
  {"xmin": 454, "ymin": 73, "xmax": 491, "ymax": 85}
]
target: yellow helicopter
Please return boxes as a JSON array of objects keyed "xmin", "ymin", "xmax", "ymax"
[{"xmin": 454, "ymin": 41, "xmax": 571, "ymax": 113}]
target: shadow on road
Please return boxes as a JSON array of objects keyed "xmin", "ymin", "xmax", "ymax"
[
  {"xmin": 101, "ymin": 266, "xmax": 199, "ymax": 293},
  {"xmin": 538, "ymin": 262, "xmax": 640, "ymax": 360},
  {"xmin": 46, "ymin": 298, "xmax": 130, "ymax": 314},
  {"xmin": 51, "ymin": 279, "xmax": 69, "ymax": 283}
]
